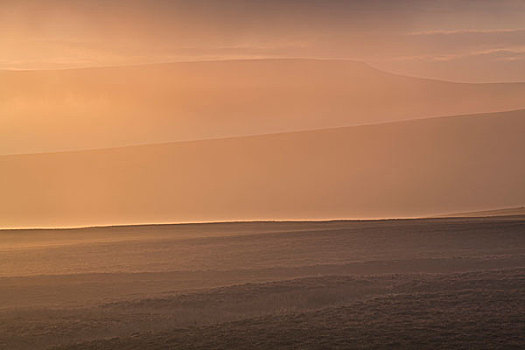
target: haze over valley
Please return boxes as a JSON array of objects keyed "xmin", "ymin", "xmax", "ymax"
[
  {"xmin": 2, "ymin": 109, "xmax": 525, "ymax": 228},
  {"xmin": 1, "ymin": 1, "xmax": 524, "ymax": 349},
  {"xmin": 2, "ymin": 59, "xmax": 525, "ymax": 155}
]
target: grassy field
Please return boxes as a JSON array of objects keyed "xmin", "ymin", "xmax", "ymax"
[{"xmin": 0, "ymin": 216, "xmax": 523, "ymax": 349}]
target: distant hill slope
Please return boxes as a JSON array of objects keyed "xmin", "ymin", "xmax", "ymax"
[
  {"xmin": 2, "ymin": 59, "xmax": 525, "ymax": 154},
  {"xmin": 1, "ymin": 109, "xmax": 524, "ymax": 228},
  {"xmin": 438, "ymin": 207, "xmax": 525, "ymax": 218}
]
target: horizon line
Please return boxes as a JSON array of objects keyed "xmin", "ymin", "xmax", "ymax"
[
  {"xmin": 0, "ymin": 57, "xmax": 370, "ymax": 73},
  {"xmin": 1, "ymin": 108, "xmax": 523, "ymax": 158},
  {"xmin": 2, "ymin": 206, "xmax": 523, "ymax": 231},
  {"xmin": 3, "ymin": 57, "xmax": 525, "ymax": 86}
]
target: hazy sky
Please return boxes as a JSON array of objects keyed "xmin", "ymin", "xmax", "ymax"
[{"xmin": 2, "ymin": 0, "xmax": 525, "ymax": 82}]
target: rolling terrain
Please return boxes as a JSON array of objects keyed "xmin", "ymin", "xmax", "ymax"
[
  {"xmin": 2, "ymin": 59, "xmax": 525, "ymax": 154},
  {"xmin": 0, "ymin": 216, "xmax": 523, "ymax": 349},
  {"xmin": 438, "ymin": 206, "xmax": 525, "ymax": 218},
  {"xmin": 1, "ymin": 109, "xmax": 524, "ymax": 228},
  {"xmin": 4, "ymin": 4, "xmax": 525, "ymax": 350}
]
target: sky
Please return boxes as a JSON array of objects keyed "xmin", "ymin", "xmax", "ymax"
[
  {"xmin": 1, "ymin": 0, "xmax": 525, "ymax": 82},
  {"xmin": 1, "ymin": 0, "xmax": 524, "ymax": 227}
]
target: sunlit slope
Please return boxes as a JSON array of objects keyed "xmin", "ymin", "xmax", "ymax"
[
  {"xmin": 438, "ymin": 207, "xmax": 525, "ymax": 218},
  {"xmin": 2, "ymin": 59, "xmax": 525, "ymax": 154},
  {"xmin": 1, "ymin": 109, "xmax": 524, "ymax": 228}
]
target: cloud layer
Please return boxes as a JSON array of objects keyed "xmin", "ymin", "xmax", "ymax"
[{"xmin": 1, "ymin": 0, "xmax": 524, "ymax": 81}]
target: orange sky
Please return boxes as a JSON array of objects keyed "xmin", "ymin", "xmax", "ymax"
[
  {"xmin": 1, "ymin": 1, "xmax": 524, "ymax": 228},
  {"xmin": 2, "ymin": 0, "xmax": 525, "ymax": 82}
]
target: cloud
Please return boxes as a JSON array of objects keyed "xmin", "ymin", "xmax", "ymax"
[
  {"xmin": 409, "ymin": 29, "xmax": 525, "ymax": 35},
  {"xmin": 1, "ymin": 0, "xmax": 525, "ymax": 81},
  {"xmin": 372, "ymin": 48, "xmax": 525, "ymax": 83}
]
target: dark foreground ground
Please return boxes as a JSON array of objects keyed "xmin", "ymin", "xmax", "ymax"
[{"xmin": 1, "ymin": 216, "xmax": 524, "ymax": 349}]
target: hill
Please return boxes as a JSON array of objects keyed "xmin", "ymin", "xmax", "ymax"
[
  {"xmin": 2, "ymin": 59, "xmax": 525, "ymax": 154},
  {"xmin": 438, "ymin": 206, "xmax": 525, "ymax": 218},
  {"xmin": 1, "ymin": 109, "xmax": 524, "ymax": 228},
  {"xmin": 1, "ymin": 217, "xmax": 523, "ymax": 349}
]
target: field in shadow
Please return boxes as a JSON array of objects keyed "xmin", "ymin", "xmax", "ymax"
[
  {"xmin": 60, "ymin": 279, "xmax": 525, "ymax": 349},
  {"xmin": 0, "ymin": 216, "xmax": 523, "ymax": 349}
]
